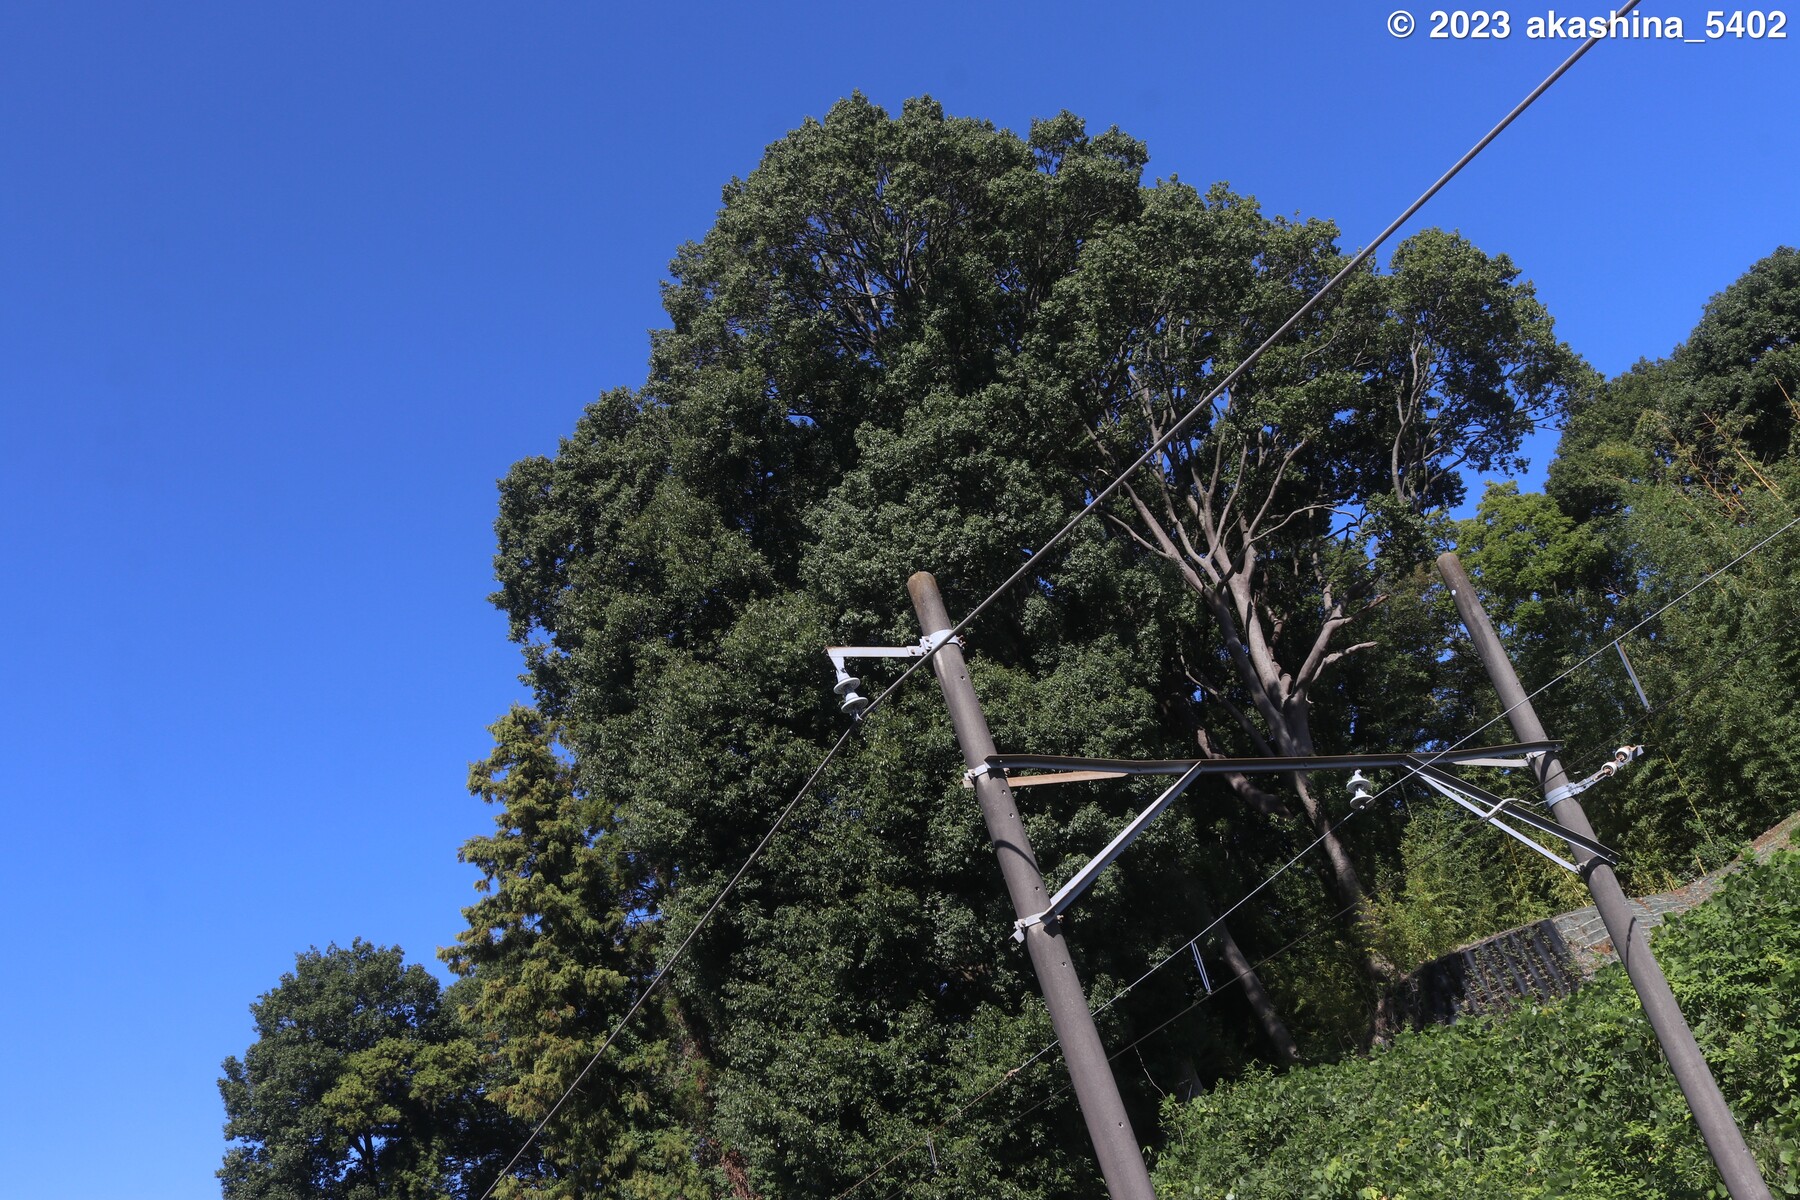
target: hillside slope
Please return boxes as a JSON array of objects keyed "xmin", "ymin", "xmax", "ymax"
[{"xmin": 1154, "ymin": 831, "xmax": 1800, "ymax": 1199}]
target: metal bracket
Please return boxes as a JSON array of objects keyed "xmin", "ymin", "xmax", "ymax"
[
  {"xmin": 1543, "ymin": 783, "xmax": 1579, "ymax": 807},
  {"xmin": 920, "ymin": 628, "xmax": 958, "ymax": 654},
  {"xmin": 825, "ymin": 634, "xmax": 962, "ymax": 717},
  {"xmin": 1545, "ymin": 745, "xmax": 1644, "ymax": 807},
  {"xmin": 824, "ymin": 643, "xmax": 928, "ymax": 673}
]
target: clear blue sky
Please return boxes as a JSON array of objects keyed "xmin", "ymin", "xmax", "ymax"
[{"xmin": 1, "ymin": 4, "xmax": 1792, "ymax": 1196}]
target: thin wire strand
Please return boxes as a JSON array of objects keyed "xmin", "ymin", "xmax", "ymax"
[
  {"xmin": 1623, "ymin": 608, "xmax": 1798, "ymax": 731},
  {"xmin": 1335, "ymin": 503, "xmax": 1800, "ymax": 798},
  {"xmin": 826, "ymin": 807, "xmax": 1376, "ymax": 1199},
  {"xmin": 827, "ymin": 818, "xmax": 1359, "ymax": 1200},
  {"xmin": 1051, "ymin": 799, "xmax": 1587, "ymax": 1114}
]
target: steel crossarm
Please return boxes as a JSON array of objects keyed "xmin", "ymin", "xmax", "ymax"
[
  {"xmin": 1000, "ymin": 741, "xmax": 1562, "ymax": 936},
  {"xmin": 981, "ymin": 741, "xmax": 1558, "ymax": 785}
]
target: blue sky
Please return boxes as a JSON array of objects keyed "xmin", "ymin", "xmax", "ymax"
[{"xmin": 1, "ymin": 4, "xmax": 1793, "ymax": 1196}]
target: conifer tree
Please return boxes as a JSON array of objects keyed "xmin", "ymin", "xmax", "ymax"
[{"xmin": 445, "ymin": 706, "xmax": 713, "ymax": 1198}]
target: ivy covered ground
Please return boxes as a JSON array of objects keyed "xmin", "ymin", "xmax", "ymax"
[{"xmin": 1154, "ymin": 842, "xmax": 1800, "ymax": 1199}]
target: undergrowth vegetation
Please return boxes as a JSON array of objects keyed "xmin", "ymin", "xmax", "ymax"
[
  {"xmin": 1154, "ymin": 841, "xmax": 1800, "ymax": 1199},
  {"xmin": 1362, "ymin": 801, "xmax": 1593, "ymax": 975}
]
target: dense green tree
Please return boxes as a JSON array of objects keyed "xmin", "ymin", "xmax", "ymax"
[
  {"xmin": 482, "ymin": 94, "xmax": 1590, "ymax": 1195},
  {"xmin": 443, "ymin": 706, "xmax": 711, "ymax": 1199},
  {"xmin": 1452, "ymin": 248, "xmax": 1800, "ymax": 887},
  {"xmin": 490, "ymin": 97, "xmax": 1178, "ymax": 1196},
  {"xmin": 1017, "ymin": 205, "xmax": 1589, "ymax": 974},
  {"xmin": 219, "ymin": 941, "xmax": 501, "ymax": 1200},
  {"xmin": 1548, "ymin": 248, "xmax": 1799, "ymax": 530}
]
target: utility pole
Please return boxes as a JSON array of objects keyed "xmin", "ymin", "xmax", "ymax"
[
  {"xmin": 1437, "ymin": 552, "xmax": 1771, "ymax": 1200},
  {"xmin": 908, "ymin": 572, "xmax": 1157, "ymax": 1200}
]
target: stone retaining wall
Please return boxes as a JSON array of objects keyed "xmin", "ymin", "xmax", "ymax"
[{"xmin": 1381, "ymin": 809, "xmax": 1800, "ymax": 1031}]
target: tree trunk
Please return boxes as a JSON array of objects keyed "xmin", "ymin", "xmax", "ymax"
[
  {"xmin": 1287, "ymin": 768, "xmax": 1365, "ymax": 910},
  {"xmin": 1193, "ymin": 894, "xmax": 1301, "ymax": 1065},
  {"xmin": 1277, "ymin": 717, "xmax": 1390, "ymax": 985}
]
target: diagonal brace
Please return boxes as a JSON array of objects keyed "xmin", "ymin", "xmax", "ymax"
[
  {"xmin": 1409, "ymin": 758, "xmax": 1619, "ymax": 869},
  {"xmin": 1013, "ymin": 761, "xmax": 1209, "ymax": 940}
]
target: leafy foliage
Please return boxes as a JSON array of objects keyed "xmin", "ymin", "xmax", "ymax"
[
  {"xmin": 1458, "ymin": 247, "xmax": 1800, "ymax": 890},
  {"xmin": 219, "ymin": 941, "xmax": 503, "ymax": 1200},
  {"xmin": 1154, "ymin": 844, "xmax": 1800, "ymax": 1199},
  {"xmin": 1362, "ymin": 801, "xmax": 1587, "ymax": 976}
]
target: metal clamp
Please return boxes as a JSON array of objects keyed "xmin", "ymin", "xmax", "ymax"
[
  {"xmin": 921, "ymin": 628, "xmax": 960, "ymax": 654},
  {"xmin": 963, "ymin": 762, "xmax": 999, "ymax": 788},
  {"xmin": 1544, "ymin": 782, "xmax": 1580, "ymax": 808}
]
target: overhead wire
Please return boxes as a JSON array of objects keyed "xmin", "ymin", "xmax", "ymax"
[
  {"xmin": 1550, "ymin": 597, "xmax": 1800, "ymax": 865},
  {"xmin": 1304, "ymin": 508, "xmax": 1800, "ymax": 856},
  {"xmin": 830, "ymin": 786, "xmax": 1495, "ymax": 1199},
  {"xmin": 476, "ymin": 9, "xmax": 1649, "ymax": 1192}
]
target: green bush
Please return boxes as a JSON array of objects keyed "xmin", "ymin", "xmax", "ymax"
[
  {"xmin": 1154, "ymin": 846, "xmax": 1800, "ymax": 1199},
  {"xmin": 1363, "ymin": 802, "xmax": 1590, "ymax": 976}
]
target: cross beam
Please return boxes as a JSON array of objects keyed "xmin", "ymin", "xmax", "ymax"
[{"xmin": 998, "ymin": 740, "xmax": 1617, "ymax": 939}]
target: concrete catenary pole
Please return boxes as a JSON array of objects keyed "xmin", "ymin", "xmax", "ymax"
[
  {"xmin": 908, "ymin": 572, "xmax": 1156, "ymax": 1200},
  {"xmin": 1437, "ymin": 552, "xmax": 1771, "ymax": 1200}
]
